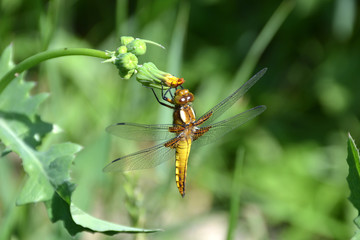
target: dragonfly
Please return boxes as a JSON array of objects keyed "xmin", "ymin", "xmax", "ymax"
[{"xmin": 104, "ymin": 68, "xmax": 267, "ymax": 197}]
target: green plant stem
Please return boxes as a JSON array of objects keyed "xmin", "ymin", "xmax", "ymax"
[
  {"xmin": 226, "ymin": 148, "xmax": 244, "ymax": 240},
  {"xmin": 0, "ymin": 199, "xmax": 23, "ymax": 240},
  {"xmin": 167, "ymin": 0, "xmax": 190, "ymax": 75},
  {"xmin": 0, "ymin": 48, "xmax": 110, "ymax": 94},
  {"xmin": 233, "ymin": 0, "xmax": 295, "ymax": 87}
]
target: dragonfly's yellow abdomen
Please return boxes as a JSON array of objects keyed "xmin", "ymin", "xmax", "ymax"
[{"xmin": 175, "ymin": 138, "xmax": 192, "ymax": 197}]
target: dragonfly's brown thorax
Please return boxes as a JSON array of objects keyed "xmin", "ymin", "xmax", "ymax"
[{"xmin": 172, "ymin": 89, "xmax": 195, "ymax": 126}]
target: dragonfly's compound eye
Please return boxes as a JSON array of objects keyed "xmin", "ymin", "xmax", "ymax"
[{"xmin": 187, "ymin": 93, "xmax": 194, "ymax": 102}]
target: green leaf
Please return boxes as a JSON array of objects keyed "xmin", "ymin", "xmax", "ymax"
[
  {"xmin": 45, "ymin": 193, "xmax": 86, "ymax": 236},
  {"xmin": 45, "ymin": 193, "xmax": 160, "ymax": 236},
  {"xmin": 0, "ymin": 45, "xmax": 58, "ymax": 203},
  {"xmin": 0, "ymin": 75, "xmax": 48, "ymax": 115},
  {"xmin": 70, "ymin": 203, "xmax": 160, "ymax": 234},
  {"xmin": 0, "ymin": 44, "xmax": 161, "ymax": 235},
  {"xmin": 351, "ymin": 232, "xmax": 360, "ymax": 240},
  {"xmin": 0, "ymin": 45, "xmax": 52, "ymax": 150},
  {"xmin": 351, "ymin": 218, "xmax": 360, "ymax": 240},
  {"xmin": 346, "ymin": 133, "xmax": 360, "ymax": 214},
  {"xmin": 0, "ymin": 115, "xmax": 81, "ymax": 204},
  {"xmin": 346, "ymin": 133, "xmax": 360, "ymax": 240},
  {"xmin": 0, "ymin": 45, "xmax": 46, "ymax": 114},
  {"xmin": 0, "ymin": 45, "xmax": 14, "ymax": 77},
  {"xmin": 354, "ymin": 217, "xmax": 360, "ymax": 239}
]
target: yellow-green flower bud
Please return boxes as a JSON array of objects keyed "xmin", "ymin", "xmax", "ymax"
[
  {"xmin": 120, "ymin": 36, "xmax": 134, "ymax": 46},
  {"xmin": 127, "ymin": 39, "xmax": 147, "ymax": 56},
  {"xmin": 115, "ymin": 53, "xmax": 138, "ymax": 71},
  {"xmin": 116, "ymin": 46, "xmax": 127, "ymax": 55},
  {"xmin": 118, "ymin": 68, "xmax": 135, "ymax": 80},
  {"xmin": 136, "ymin": 62, "xmax": 184, "ymax": 89}
]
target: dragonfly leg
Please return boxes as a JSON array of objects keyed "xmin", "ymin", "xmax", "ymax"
[
  {"xmin": 162, "ymin": 86, "xmax": 174, "ymax": 102},
  {"xmin": 151, "ymin": 88, "xmax": 174, "ymax": 109}
]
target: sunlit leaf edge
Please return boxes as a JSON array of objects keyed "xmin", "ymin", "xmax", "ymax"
[{"xmin": 70, "ymin": 203, "xmax": 162, "ymax": 234}]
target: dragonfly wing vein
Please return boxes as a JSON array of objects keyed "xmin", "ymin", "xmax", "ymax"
[
  {"xmin": 103, "ymin": 139, "xmax": 177, "ymax": 172},
  {"xmin": 193, "ymin": 105, "xmax": 266, "ymax": 147},
  {"xmin": 198, "ymin": 68, "xmax": 267, "ymax": 125},
  {"xmin": 106, "ymin": 122, "xmax": 178, "ymax": 141}
]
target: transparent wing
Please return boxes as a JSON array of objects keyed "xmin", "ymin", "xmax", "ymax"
[
  {"xmin": 103, "ymin": 139, "xmax": 177, "ymax": 172},
  {"xmin": 198, "ymin": 68, "xmax": 267, "ymax": 126},
  {"xmin": 193, "ymin": 105, "xmax": 266, "ymax": 147},
  {"xmin": 106, "ymin": 122, "xmax": 179, "ymax": 141}
]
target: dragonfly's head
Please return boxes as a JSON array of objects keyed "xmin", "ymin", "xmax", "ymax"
[{"xmin": 174, "ymin": 89, "xmax": 194, "ymax": 105}]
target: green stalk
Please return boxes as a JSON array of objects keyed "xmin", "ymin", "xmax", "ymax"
[
  {"xmin": 0, "ymin": 48, "xmax": 110, "ymax": 94},
  {"xmin": 167, "ymin": 0, "xmax": 190, "ymax": 75},
  {"xmin": 233, "ymin": 0, "xmax": 295, "ymax": 86},
  {"xmin": 226, "ymin": 148, "xmax": 245, "ymax": 240}
]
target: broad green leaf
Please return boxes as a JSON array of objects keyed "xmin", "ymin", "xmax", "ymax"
[
  {"xmin": 70, "ymin": 203, "xmax": 160, "ymax": 234},
  {"xmin": 0, "ymin": 45, "xmax": 44, "ymax": 113},
  {"xmin": 0, "ymin": 116, "xmax": 81, "ymax": 204},
  {"xmin": 0, "ymin": 45, "xmax": 161, "ymax": 235},
  {"xmin": 45, "ymin": 193, "xmax": 160, "ymax": 236},
  {"xmin": 0, "ymin": 45, "xmax": 52, "ymax": 150},
  {"xmin": 45, "ymin": 192, "xmax": 86, "ymax": 236},
  {"xmin": 0, "ymin": 74, "xmax": 48, "ymax": 116},
  {"xmin": 0, "ymin": 45, "xmax": 56, "ymax": 203}
]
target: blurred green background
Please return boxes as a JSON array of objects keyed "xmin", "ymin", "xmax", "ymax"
[{"xmin": 1, "ymin": 0, "xmax": 359, "ymax": 239}]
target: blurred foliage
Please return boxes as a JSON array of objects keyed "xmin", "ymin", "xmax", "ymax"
[{"xmin": 0, "ymin": 0, "xmax": 359, "ymax": 239}]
